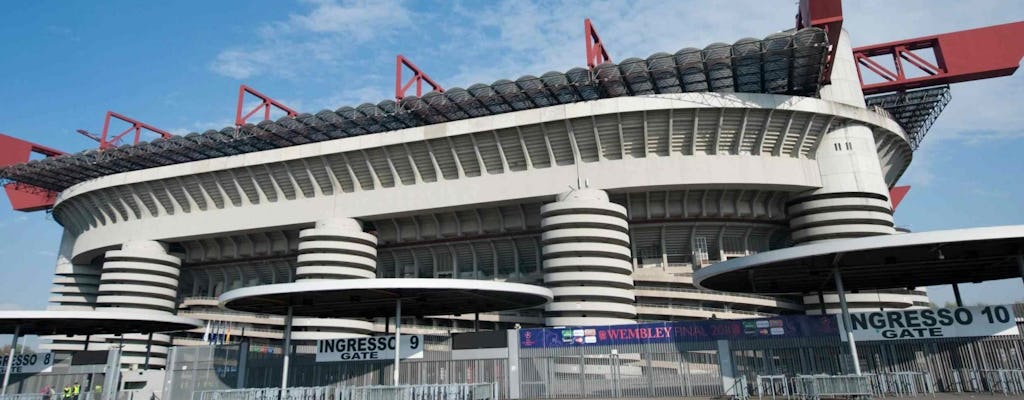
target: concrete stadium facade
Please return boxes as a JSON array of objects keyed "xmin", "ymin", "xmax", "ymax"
[{"xmin": 39, "ymin": 31, "xmax": 928, "ymax": 369}]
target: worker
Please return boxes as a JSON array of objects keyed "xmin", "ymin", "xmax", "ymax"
[
  {"xmin": 62, "ymin": 384, "xmax": 71, "ymax": 400},
  {"xmin": 72, "ymin": 382, "xmax": 81, "ymax": 400}
]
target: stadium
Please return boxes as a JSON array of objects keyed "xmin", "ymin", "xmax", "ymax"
[{"xmin": 1, "ymin": 1, "xmax": 1023, "ymax": 399}]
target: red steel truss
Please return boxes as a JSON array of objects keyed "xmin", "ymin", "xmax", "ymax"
[
  {"xmin": 890, "ymin": 185, "xmax": 911, "ymax": 211},
  {"xmin": 584, "ymin": 18, "xmax": 612, "ymax": 69},
  {"xmin": 95, "ymin": 111, "xmax": 174, "ymax": 150},
  {"xmin": 395, "ymin": 55, "xmax": 443, "ymax": 100},
  {"xmin": 797, "ymin": 0, "xmax": 843, "ymax": 84},
  {"xmin": 235, "ymin": 85, "xmax": 299, "ymax": 127},
  {"xmin": 855, "ymin": 22, "xmax": 1024, "ymax": 95},
  {"xmin": 0, "ymin": 133, "xmax": 64, "ymax": 211}
]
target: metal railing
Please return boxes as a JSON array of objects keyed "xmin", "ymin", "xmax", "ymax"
[
  {"xmin": 866, "ymin": 372, "xmax": 935, "ymax": 397},
  {"xmin": 193, "ymin": 387, "xmax": 332, "ymax": 400},
  {"xmin": 335, "ymin": 383, "xmax": 496, "ymax": 400},
  {"xmin": 0, "ymin": 395, "xmax": 49, "ymax": 400},
  {"xmin": 637, "ymin": 303, "xmax": 775, "ymax": 317},
  {"xmin": 756, "ymin": 375, "xmax": 789, "ymax": 399},
  {"xmin": 953, "ymin": 369, "xmax": 1024, "ymax": 395},
  {"xmin": 633, "ymin": 285, "xmax": 802, "ymax": 305},
  {"xmin": 792, "ymin": 375, "xmax": 872, "ymax": 400}
]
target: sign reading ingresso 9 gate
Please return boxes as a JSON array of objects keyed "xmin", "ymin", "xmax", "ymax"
[
  {"xmin": 842, "ymin": 305, "xmax": 1019, "ymax": 341},
  {"xmin": 316, "ymin": 335, "xmax": 424, "ymax": 362}
]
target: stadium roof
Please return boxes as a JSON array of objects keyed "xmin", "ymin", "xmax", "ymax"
[{"xmin": 0, "ymin": 28, "xmax": 831, "ymax": 192}]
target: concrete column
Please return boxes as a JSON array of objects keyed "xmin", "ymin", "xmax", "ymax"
[
  {"xmin": 96, "ymin": 240, "xmax": 179, "ymax": 369},
  {"xmin": 42, "ymin": 230, "xmax": 102, "ymax": 356},
  {"xmin": 292, "ymin": 218, "xmax": 376, "ymax": 336},
  {"xmin": 507, "ymin": 330, "xmax": 521, "ymax": 399},
  {"xmin": 793, "ymin": 30, "xmax": 921, "ymax": 315},
  {"xmin": 541, "ymin": 188, "xmax": 637, "ymax": 326},
  {"xmin": 717, "ymin": 339, "xmax": 736, "ymax": 396}
]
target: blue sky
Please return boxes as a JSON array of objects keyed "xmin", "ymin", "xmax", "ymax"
[{"xmin": 0, "ymin": 0, "xmax": 1022, "ymax": 318}]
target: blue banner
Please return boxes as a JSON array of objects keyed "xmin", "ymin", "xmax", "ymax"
[{"xmin": 519, "ymin": 315, "xmax": 840, "ymax": 348}]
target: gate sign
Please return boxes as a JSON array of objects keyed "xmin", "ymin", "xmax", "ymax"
[
  {"xmin": 843, "ymin": 305, "xmax": 1019, "ymax": 341},
  {"xmin": 0, "ymin": 352, "xmax": 54, "ymax": 374},
  {"xmin": 316, "ymin": 335, "xmax": 424, "ymax": 362}
]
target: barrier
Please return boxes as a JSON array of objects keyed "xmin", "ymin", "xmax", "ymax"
[
  {"xmin": 756, "ymin": 375, "xmax": 789, "ymax": 399},
  {"xmin": 954, "ymin": 369, "xmax": 1024, "ymax": 395},
  {"xmin": 792, "ymin": 375, "xmax": 872, "ymax": 400},
  {"xmin": 0, "ymin": 395, "xmax": 49, "ymax": 400},
  {"xmin": 335, "ymin": 383, "xmax": 496, "ymax": 400},
  {"xmin": 193, "ymin": 386, "xmax": 332, "ymax": 400}
]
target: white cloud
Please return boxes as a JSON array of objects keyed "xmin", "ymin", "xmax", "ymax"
[{"xmin": 209, "ymin": 0, "xmax": 413, "ymax": 80}]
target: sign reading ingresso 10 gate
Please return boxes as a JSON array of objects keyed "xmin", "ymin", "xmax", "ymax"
[
  {"xmin": 316, "ymin": 335, "xmax": 424, "ymax": 362},
  {"xmin": 842, "ymin": 305, "xmax": 1019, "ymax": 341}
]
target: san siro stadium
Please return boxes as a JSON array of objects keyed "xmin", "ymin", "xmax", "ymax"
[{"xmin": 1, "ymin": 23, "xmax": 936, "ymax": 370}]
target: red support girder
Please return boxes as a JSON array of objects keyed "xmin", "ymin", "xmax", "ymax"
[
  {"xmin": 855, "ymin": 21, "xmax": 1024, "ymax": 95},
  {"xmin": 99, "ymin": 111, "xmax": 173, "ymax": 150},
  {"xmin": 797, "ymin": 0, "xmax": 843, "ymax": 84},
  {"xmin": 890, "ymin": 185, "xmax": 911, "ymax": 212},
  {"xmin": 584, "ymin": 18, "xmax": 612, "ymax": 69},
  {"xmin": 395, "ymin": 55, "xmax": 443, "ymax": 100},
  {"xmin": 235, "ymin": 85, "xmax": 299, "ymax": 127},
  {"xmin": 0, "ymin": 133, "xmax": 65, "ymax": 212}
]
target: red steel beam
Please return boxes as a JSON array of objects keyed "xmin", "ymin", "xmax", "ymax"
[
  {"xmin": 797, "ymin": 0, "xmax": 843, "ymax": 84},
  {"xmin": 395, "ymin": 55, "xmax": 443, "ymax": 100},
  {"xmin": 0, "ymin": 133, "xmax": 65, "ymax": 212},
  {"xmin": 890, "ymin": 185, "xmax": 910, "ymax": 212},
  {"xmin": 585, "ymin": 18, "xmax": 612, "ymax": 69},
  {"xmin": 235, "ymin": 85, "xmax": 299, "ymax": 127},
  {"xmin": 99, "ymin": 111, "xmax": 174, "ymax": 150},
  {"xmin": 855, "ymin": 21, "xmax": 1024, "ymax": 95}
]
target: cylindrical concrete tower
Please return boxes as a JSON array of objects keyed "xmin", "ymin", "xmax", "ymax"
[
  {"xmin": 792, "ymin": 30, "xmax": 924, "ymax": 313},
  {"xmin": 296, "ymin": 218, "xmax": 378, "ymax": 280},
  {"xmin": 292, "ymin": 218, "xmax": 376, "ymax": 336},
  {"xmin": 541, "ymin": 188, "xmax": 637, "ymax": 326},
  {"xmin": 787, "ymin": 30, "xmax": 895, "ymax": 244},
  {"xmin": 96, "ymin": 240, "xmax": 180, "ymax": 368}
]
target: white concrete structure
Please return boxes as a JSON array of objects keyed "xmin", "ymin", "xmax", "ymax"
[{"xmin": 27, "ymin": 28, "xmax": 931, "ymax": 368}]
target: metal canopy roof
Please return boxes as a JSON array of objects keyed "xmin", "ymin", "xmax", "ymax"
[
  {"xmin": 219, "ymin": 278, "xmax": 553, "ymax": 318},
  {"xmin": 0, "ymin": 310, "xmax": 203, "ymax": 335},
  {"xmin": 0, "ymin": 28, "xmax": 829, "ymax": 193},
  {"xmin": 866, "ymin": 86, "xmax": 951, "ymax": 150},
  {"xmin": 694, "ymin": 225, "xmax": 1024, "ymax": 295}
]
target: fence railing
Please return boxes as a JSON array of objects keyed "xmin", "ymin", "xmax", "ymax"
[
  {"xmin": 335, "ymin": 383, "xmax": 496, "ymax": 400},
  {"xmin": 952, "ymin": 369, "xmax": 1024, "ymax": 395},
  {"xmin": 865, "ymin": 372, "xmax": 935, "ymax": 397},
  {"xmin": 192, "ymin": 384, "xmax": 496, "ymax": 400},
  {"xmin": 0, "ymin": 394, "xmax": 49, "ymax": 400},
  {"xmin": 792, "ymin": 375, "xmax": 872, "ymax": 400}
]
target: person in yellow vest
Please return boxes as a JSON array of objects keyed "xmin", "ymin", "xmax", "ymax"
[
  {"xmin": 62, "ymin": 384, "xmax": 71, "ymax": 399},
  {"xmin": 71, "ymin": 382, "xmax": 81, "ymax": 400}
]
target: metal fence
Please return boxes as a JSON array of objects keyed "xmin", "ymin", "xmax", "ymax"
[
  {"xmin": 336, "ymin": 383, "xmax": 496, "ymax": 400},
  {"xmin": 160, "ymin": 308, "xmax": 1024, "ymax": 400},
  {"xmin": 792, "ymin": 375, "xmax": 872, "ymax": 400}
]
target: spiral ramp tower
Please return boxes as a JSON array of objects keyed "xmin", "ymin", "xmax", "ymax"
[
  {"xmin": 291, "ymin": 218, "xmax": 376, "ymax": 339},
  {"xmin": 542, "ymin": 188, "xmax": 637, "ymax": 326},
  {"xmin": 93, "ymin": 240, "xmax": 181, "ymax": 368},
  {"xmin": 789, "ymin": 30, "xmax": 928, "ymax": 313}
]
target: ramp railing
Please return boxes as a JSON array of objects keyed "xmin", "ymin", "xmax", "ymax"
[{"xmin": 792, "ymin": 375, "xmax": 872, "ymax": 400}]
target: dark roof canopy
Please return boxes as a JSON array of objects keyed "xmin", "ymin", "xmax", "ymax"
[
  {"xmin": 0, "ymin": 310, "xmax": 203, "ymax": 336},
  {"xmin": 694, "ymin": 226, "xmax": 1024, "ymax": 294},
  {"xmin": 219, "ymin": 278, "xmax": 553, "ymax": 318}
]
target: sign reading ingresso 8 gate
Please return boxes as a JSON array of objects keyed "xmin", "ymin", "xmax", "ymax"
[
  {"xmin": 316, "ymin": 335, "xmax": 424, "ymax": 362},
  {"xmin": 843, "ymin": 305, "xmax": 1019, "ymax": 341}
]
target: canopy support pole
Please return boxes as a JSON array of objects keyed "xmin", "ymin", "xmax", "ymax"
[
  {"xmin": 144, "ymin": 332, "xmax": 153, "ymax": 370},
  {"xmin": 394, "ymin": 299, "xmax": 402, "ymax": 386},
  {"xmin": 834, "ymin": 267, "xmax": 861, "ymax": 375},
  {"xmin": 1017, "ymin": 254, "xmax": 1024, "ymax": 287},
  {"xmin": 280, "ymin": 305, "xmax": 293, "ymax": 397},
  {"xmin": 952, "ymin": 283, "xmax": 963, "ymax": 307},
  {"xmin": 1, "ymin": 324, "xmax": 20, "ymax": 395}
]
